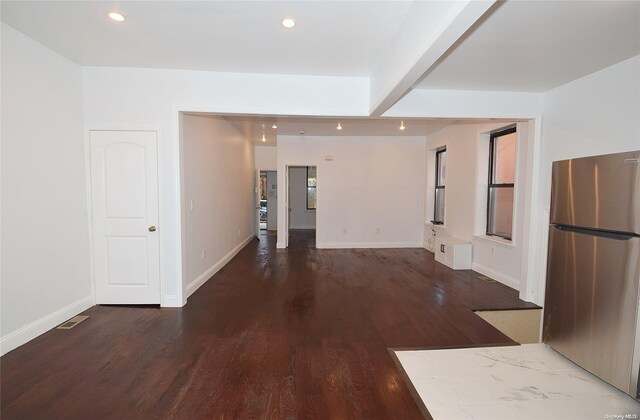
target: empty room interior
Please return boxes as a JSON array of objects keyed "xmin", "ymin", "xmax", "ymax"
[{"xmin": 1, "ymin": 1, "xmax": 640, "ymax": 418}]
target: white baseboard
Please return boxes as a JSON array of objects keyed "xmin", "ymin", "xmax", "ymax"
[
  {"xmin": 185, "ymin": 234, "xmax": 255, "ymax": 299},
  {"xmin": 0, "ymin": 295, "xmax": 94, "ymax": 356},
  {"xmin": 472, "ymin": 262, "xmax": 520, "ymax": 291},
  {"xmin": 316, "ymin": 241, "xmax": 423, "ymax": 249}
]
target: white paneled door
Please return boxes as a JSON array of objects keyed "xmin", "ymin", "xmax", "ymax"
[{"xmin": 90, "ymin": 130, "xmax": 160, "ymax": 304}]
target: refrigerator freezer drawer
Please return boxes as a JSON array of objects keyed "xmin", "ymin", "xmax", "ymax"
[
  {"xmin": 550, "ymin": 150, "xmax": 640, "ymax": 234},
  {"xmin": 543, "ymin": 226, "xmax": 640, "ymax": 395}
]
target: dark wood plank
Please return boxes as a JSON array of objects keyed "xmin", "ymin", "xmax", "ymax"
[{"xmin": 1, "ymin": 229, "xmax": 536, "ymax": 419}]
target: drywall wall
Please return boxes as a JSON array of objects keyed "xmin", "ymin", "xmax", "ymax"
[
  {"xmin": 181, "ymin": 114, "xmax": 255, "ymax": 298},
  {"xmin": 255, "ymin": 146, "xmax": 277, "ymax": 171},
  {"xmin": 289, "ymin": 167, "xmax": 316, "ymax": 229},
  {"xmin": 83, "ymin": 66, "xmax": 368, "ymax": 305},
  {"xmin": 1, "ymin": 23, "xmax": 92, "ymax": 355},
  {"xmin": 266, "ymin": 171, "xmax": 278, "ymax": 231},
  {"xmin": 425, "ymin": 121, "xmax": 529, "ymax": 291},
  {"xmin": 277, "ymin": 136, "xmax": 426, "ymax": 248},
  {"xmin": 527, "ymin": 54, "xmax": 640, "ymax": 303}
]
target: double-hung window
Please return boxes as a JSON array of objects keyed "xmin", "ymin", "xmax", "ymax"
[
  {"xmin": 433, "ymin": 148, "xmax": 446, "ymax": 225},
  {"xmin": 487, "ymin": 127, "xmax": 516, "ymax": 240}
]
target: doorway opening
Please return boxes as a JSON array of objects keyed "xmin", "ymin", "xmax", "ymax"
[
  {"xmin": 286, "ymin": 165, "xmax": 317, "ymax": 249},
  {"xmin": 259, "ymin": 171, "xmax": 267, "ymax": 230},
  {"xmin": 259, "ymin": 170, "xmax": 277, "ymax": 232}
]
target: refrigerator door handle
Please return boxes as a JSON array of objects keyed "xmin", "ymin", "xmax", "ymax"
[{"xmin": 554, "ymin": 224, "xmax": 640, "ymax": 240}]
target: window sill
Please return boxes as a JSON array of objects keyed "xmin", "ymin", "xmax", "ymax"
[{"xmin": 473, "ymin": 235, "xmax": 516, "ymax": 248}]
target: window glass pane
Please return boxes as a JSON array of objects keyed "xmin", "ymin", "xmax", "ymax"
[
  {"xmin": 434, "ymin": 188, "xmax": 445, "ymax": 223},
  {"xmin": 307, "ymin": 187, "xmax": 317, "ymax": 209},
  {"xmin": 437, "ymin": 151, "xmax": 446, "ymax": 186},
  {"xmin": 307, "ymin": 166, "xmax": 317, "ymax": 187},
  {"xmin": 492, "ymin": 132, "xmax": 516, "ymax": 184},
  {"xmin": 488, "ymin": 187, "xmax": 514, "ymax": 238}
]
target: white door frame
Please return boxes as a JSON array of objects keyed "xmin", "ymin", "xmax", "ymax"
[{"xmin": 84, "ymin": 127, "xmax": 166, "ymax": 306}]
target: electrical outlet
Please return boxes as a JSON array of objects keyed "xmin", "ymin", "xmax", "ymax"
[
  {"xmin": 342, "ymin": 228, "xmax": 347, "ymax": 234},
  {"xmin": 375, "ymin": 227, "xmax": 380, "ymax": 234},
  {"xmin": 491, "ymin": 246, "xmax": 495, "ymax": 255},
  {"xmin": 201, "ymin": 249, "xmax": 206, "ymax": 260},
  {"xmin": 237, "ymin": 229, "xmax": 241, "ymax": 236},
  {"xmin": 190, "ymin": 200, "xmax": 195, "ymax": 210}
]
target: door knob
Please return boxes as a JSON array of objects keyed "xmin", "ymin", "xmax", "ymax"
[{"xmin": 148, "ymin": 226, "xmax": 157, "ymax": 232}]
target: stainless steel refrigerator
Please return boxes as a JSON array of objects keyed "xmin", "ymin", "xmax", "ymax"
[{"xmin": 543, "ymin": 150, "xmax": 640, "ymax": 398}]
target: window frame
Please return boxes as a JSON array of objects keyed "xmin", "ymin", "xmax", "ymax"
[
  {"xmin": 486, "ymin": 126, "xmax": 516, "ymax": 240},
  {"xmin": 306, "ymin": 166, "xmax": 317, "ymax": 210},
  {"xmin": 432, "ymin": 147, "xmax": 446, "ymax": 225}
]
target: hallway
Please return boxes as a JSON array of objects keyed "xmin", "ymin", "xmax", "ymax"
[{"xmin": 1, "ymin": 231, "xmax": 536, "ymax": 419}]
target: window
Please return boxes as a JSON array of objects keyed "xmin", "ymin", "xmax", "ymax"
[
  {"xmin": 487, "ymin": 127, "xmax": 516, "ymax": 240},
  {"xmin": 306, "ymin": 166, "xmax": 317, "ymax": 209},
  {"xmin": 433, "ymin": 148, "xmax": 446, "ymax": 225}
]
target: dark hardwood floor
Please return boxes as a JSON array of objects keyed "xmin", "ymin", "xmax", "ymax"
[{"xmin": 1, "ymin": 230, "xmax": 536, "ymax": 419}]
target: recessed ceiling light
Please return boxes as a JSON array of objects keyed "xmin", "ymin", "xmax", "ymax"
[
  {"xmin": 282, "ymin": 18, "xmax": 296, "ymax": 29},
  {"xmin": 108, "ymin": 12, "xmax": 126, "ymax": 22},
  {"xmin": 337, "ymin": 122, "xmax": 343, "ymax": 130}
]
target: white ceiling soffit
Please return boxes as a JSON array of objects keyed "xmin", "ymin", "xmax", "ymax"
[
  {"xmin": 0, "ymin": 1, "xmax": 412, "ymax": 77},
  {"xmin": 415, "ymin": 0, "xmax": 640, "ymax": 92},
  {"xmin": 216, "ymin": 115, "xmax": 455, "ymax": 144}
]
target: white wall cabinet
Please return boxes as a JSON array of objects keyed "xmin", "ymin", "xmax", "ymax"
[{"xmin": 435, "ymin": 236, "xmax": 472, "ymax": 269}]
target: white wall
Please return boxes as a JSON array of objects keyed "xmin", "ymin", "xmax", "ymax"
[
  {"xmin": 526, "ymin": 55, "xmax": 640, "ymax": 304},
  {"xmin": 255, "ymin": 146, "xmax": 277, "ymax": 171},
  {"xmin": 181, "ymin": 114, "xmax": 255, "ymax": 298},
  {"xmin": 289, "ymin": 167, "xmax": 316, "ymax": 229},
  {"xmin": 83, "ymin": 66, "xmax": 368, "ymax": 305},
  {"xmin": 1, "ymin": 23, "xmax": 92, "ymax": 355},
  {"xmin": 425, "ymin": 121, "xmax": 529, "ymax": 291},
  {"xmin": 277, "ymin": 136, "xmax": 426, "ymax": 248}
]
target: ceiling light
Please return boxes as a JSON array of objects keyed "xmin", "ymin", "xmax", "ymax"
[
  {"xmin": 282, "ymin": 18, "xmax": 296, "ymax": 29},
  {"xmin": 399, "ymin": 120, "xmax": 406, "ymax": 130},
  {"xmin": 261, "ymin": 124, "xmax": 267, "ymax": 142},
  {"xmin": 337, "ymin": 122, "xmax": 343, "ymax": 130},
  {"xmin": 108, "ymin": 12, "xmax": 126, "ymax": 22},
  {"xmin": 272, "ymin": 123, "xmax": 278, "ymax": 129}
]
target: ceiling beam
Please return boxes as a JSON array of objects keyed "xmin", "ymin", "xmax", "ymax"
[{"xmin": 369, "ymin": 0, "xmax": 497, "ymax": 117}]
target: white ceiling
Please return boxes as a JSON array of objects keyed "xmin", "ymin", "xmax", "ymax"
[
  {"xmin": 3, "ymin": 0, "xmax": 638, "ymax": 102},
  {"xmin": 0, "ymin": 1, "xmax": 412, "ymax": 77},
  {"xmin": 208, "ymin": 115, "xmax": 458, "ymax": 145},
  {"xmin": 416, "ymin": 0, "xmax": 640, "ymax": 92}
]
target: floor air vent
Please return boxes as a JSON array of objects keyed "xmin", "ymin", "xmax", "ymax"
[{"xmin": 57, "ymin": 315, "xmax": 89, "ymax": 330}]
